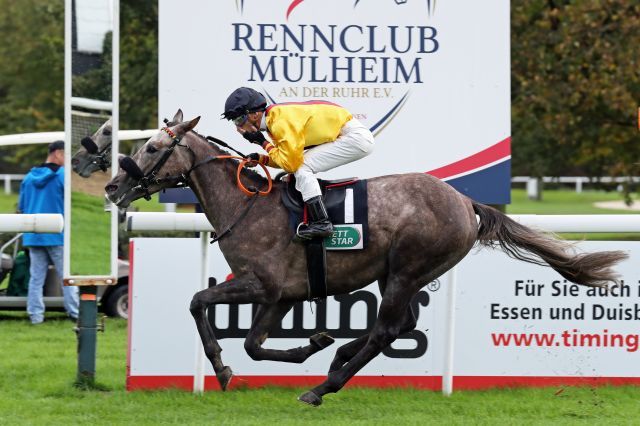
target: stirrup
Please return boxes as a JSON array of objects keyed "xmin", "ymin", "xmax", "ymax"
[{"xmin": 295, "ymin": 222, "xmax": 313, "ymax": 240}]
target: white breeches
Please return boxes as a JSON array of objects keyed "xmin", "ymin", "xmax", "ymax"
[{"xmin": 294, "ymin": 118, "xmax": 374, "ymax": 201}]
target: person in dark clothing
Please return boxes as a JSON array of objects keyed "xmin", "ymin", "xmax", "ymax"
[{"xmin": 18, "ymin": 140, "xmax": 78, "ymax": 324}]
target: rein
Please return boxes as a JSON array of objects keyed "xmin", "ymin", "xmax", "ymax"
[{"xmin": 119, "ymin": 126, "xmax": 273, "ymax": 243}]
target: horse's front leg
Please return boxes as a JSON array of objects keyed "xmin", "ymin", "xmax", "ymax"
[
  {"xmin": 189, "ymin": 277, "xmax": 278, "ymax": 390},
  {"xmin": 244, "ymin": 302, "xmax": 335, "ymax": 363}
]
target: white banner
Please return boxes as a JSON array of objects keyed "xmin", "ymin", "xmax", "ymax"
[
  {"xmin": 127, "ymin": 239, "xmax": 640, "ymax": 391},
  {"xmin": 159, "ymin": 0, "xmax": 511, "ymax": 203}
]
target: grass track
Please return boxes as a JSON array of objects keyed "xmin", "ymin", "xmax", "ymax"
[
  {"xmin": 2, "ymin": 189, "xmax": 640, "ymax": 423},
  {"xmin": 1, "ymin": 313, "xmax": 640, "ymax": 424}
]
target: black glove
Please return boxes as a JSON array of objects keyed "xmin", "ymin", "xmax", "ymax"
[
  {"xmin": 247, "ymin": 153, "xmax": 261, "ymax": 162},
  {"xmin": 242, "ymin": 131, "xmax": 266, "ymax": 145}
]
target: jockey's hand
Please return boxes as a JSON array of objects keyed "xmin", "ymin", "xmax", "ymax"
[
  {"xmin": 246, "ymin": 153, "xmax": 261, "ymax": 167},
  {"xmin": 242, "ymin": 131, "xmax": 266, "ymax": 146}
]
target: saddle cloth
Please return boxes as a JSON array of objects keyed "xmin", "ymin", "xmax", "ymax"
[{"xmin": 280, "ymin": 175, "xmax": 369, "ymax": 250}]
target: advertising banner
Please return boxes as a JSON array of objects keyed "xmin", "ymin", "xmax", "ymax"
[
  {"xmin": 127, "ymin": 239, "xmax": 640, "ymax": 391},
  {"xmin": 127, "ymin": 238, "xmax": 445, "ymax": 390},
  {"xmin": 159, "ymin": 0, "xmax": 511, "ymax": 204},
  {"xmin": 453, "ymin": 241, "xmax": 640, "ymax": 388}
]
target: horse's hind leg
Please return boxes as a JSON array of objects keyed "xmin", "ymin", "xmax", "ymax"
[
  {"xmin": 329, "ymin": 302, "xmax": 417, "ymax": 373},
  {"xmin": 244, "ymin": 302, "xmax": 335, "ymax": 363},
  {"xmin": 299, "ymin": 286, "xmax": 416, "ymax": 406}
]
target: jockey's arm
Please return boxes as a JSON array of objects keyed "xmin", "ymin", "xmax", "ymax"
[{"xmin": 262, "ymin": 120, "xmax": 305, "ymax": 173}]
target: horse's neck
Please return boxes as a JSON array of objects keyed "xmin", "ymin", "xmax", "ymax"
[{"xmin": 186, "ymin": 136, "xmax": 257, "ymax": 231}]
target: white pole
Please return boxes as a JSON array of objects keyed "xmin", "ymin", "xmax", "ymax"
[
  {"xmin": 193, "ymin": 231, "xmax": 211, "ymax": 393},
  {"xmin": 442, "ymin": 266, "xmax": 458, "ymax": 396},
  {"xmin": 4, "ymin": 176, "xmax": 10, "ymax": 195},
  {"xmin": 111, "ymin": 0, "xmax": 120, "ymax": 281},
  {"xmin": 63, "ymin": 0, "xmax": 72, "ymax": 279}
]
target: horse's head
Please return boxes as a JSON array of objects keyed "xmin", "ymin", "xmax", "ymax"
[
  {"xmin": 105, "ymin": 110, "xmax": 200, "ymax": 208},
  {"xmin": 72, "ymin": 118, "xmax": 113, "ymax": 177}
]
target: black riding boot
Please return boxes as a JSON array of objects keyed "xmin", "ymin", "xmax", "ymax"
[{"xmin": 297, "ymin": 196, "xmax": 334, "ymax": 239}]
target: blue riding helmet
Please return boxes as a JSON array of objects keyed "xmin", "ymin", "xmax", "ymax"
[{"xmin": 222, "ymin": 87, "xmax": 267, "ymax": 121}]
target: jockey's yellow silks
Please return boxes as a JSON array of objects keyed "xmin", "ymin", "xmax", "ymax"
[{"xmin": 261, "ymin": 101, "xmax": 353, "ymax": 172}]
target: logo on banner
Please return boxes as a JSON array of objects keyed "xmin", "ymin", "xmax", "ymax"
[
  {"xmin": 209, "ymin": 289, "xmax": 431, "ymax": 359},
  {"xmin": 237, "ymin": 0, "xmax": 437, "ymax": 19},
  {"xmin": 231, "ymin": 0, "xmax": 440, "ymax": 136}
]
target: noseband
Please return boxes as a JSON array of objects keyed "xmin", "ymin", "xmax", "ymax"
[
  {"xmin": 120, "ymin": 126, "xmax": 191, "ymax": 200},
  {"xmin": 80, "ymin": 136, "xmax": 111, "ymax": 172}
]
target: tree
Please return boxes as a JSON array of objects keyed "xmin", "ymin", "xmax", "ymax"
[
  {"xmin": 0, "ymin": 0, "xmax": 158, "ymax": 172},
  {"xmin": 512, "ymin": 0, "xmax": 640, "ymax": 200}
]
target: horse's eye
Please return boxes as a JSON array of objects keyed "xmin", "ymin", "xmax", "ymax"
[
  {"xmin": 146, "ymin": 145, "xmax": 158, "ymax": 154},
  {"xmin": 103, "ymin": 129, "xmax": 112, "ymax": 136}
]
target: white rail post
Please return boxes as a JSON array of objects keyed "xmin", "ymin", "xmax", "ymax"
[
  {"xmin": 193, "ymin": 231, "xmax": 211, "ymax": 393},
  {"xmin": 4, "ymin": 176, "xmax": 10, "ymax": 195},
  {"xmin": 442, "ymin": 266, "xmax": 458, "ymax": 396}
]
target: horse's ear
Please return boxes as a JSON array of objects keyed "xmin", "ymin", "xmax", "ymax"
[
  {"xmin": 176, "ymin": 116, "xmax": 200, "ymax": 135},
  {"xmin": 172, "ymin": 109, "xmax": 184, "ymax": 123}
]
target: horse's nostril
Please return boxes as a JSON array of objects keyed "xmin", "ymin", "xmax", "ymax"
[
  {"xmin": 105, "ymin": 184, "xmax": 118, "ymax": 194},
  {"xmin": 71, "ymin": 158, "xmax": 79, "ymax": 166}
]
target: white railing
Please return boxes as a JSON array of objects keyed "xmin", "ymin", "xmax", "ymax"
[
  {"xmin": 0, "ymin": 129, "xmax": 157, "ymax": 147},
  {"xmin": 2, "ymin": 174, "xmax": 25, "ymax": 195},
  {"xmin": 513, "ymin": 176, "xmax": 640, "ymax": 194},
  {"xmin": 0, "ymin": 214, "xmax": 64, "ymax": 233},
  {"xmin": 126, "ymin": 211, "xmax": 640, "ymax": 395},
  {"xmin": 128, "ymin": 212, "xmax": 640, "ymax": 234}
]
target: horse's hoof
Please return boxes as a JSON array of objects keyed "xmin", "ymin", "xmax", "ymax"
[
  {"xmin": 310, "ymin": 332, "xmax": 335, "ymax": 350},
  {"xmin": 217, "ymin": 366, "xmax": 233, "ymax": 391},
  {"xmin": 298, "ymin": 390, "xmax": 323, "ymax": 407}
]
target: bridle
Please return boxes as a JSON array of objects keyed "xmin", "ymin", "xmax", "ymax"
[
  {"xmin": 79, "ymin": 136, "xmax": 111, "ymax": 172},
  {"xmin": 118, "ymin": 125, "xmax": 273, "ymax": 243}
]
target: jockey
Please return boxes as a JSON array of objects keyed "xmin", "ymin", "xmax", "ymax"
[{"xmin": 223, "ymin": 87, "xmax": 374, "ymax": 239}]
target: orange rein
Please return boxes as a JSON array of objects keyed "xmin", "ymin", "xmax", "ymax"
[{"xmin": 216, "ymin": 155, "xmax": 273, "ymax": 197}]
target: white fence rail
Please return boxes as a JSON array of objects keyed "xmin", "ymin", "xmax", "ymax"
[
  {"xmin": 2, "ymin": 174, "xmax": 25, "ymax": 195},
  {"xmin": 0, "ymin": 129, "xmax": 157, "ymax": 147},
  {"xmin": 127, "ymin": 212, "xmax": 640, "ymax": 234},
  {"xmin": 0, "ymin": 214, "xmax": 64, "ymax": 233},
  {"xmin": 513, "ymin": 176, "xmax": 640, "ymax": 194}
]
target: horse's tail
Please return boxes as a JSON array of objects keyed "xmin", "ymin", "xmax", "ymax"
[{"xmin": 472, "ymin": 201, "xmax": 628, "ymax": 287}]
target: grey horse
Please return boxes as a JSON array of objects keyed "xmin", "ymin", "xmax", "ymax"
[
  {"xmin": 72, "ymin": 118, "xmax": 112, "ymax": 177},
  {"xmin": 105, "ymin": 110, "xmax": 627, "ymax": 406}
]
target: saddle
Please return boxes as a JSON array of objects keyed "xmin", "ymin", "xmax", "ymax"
[
  {"xmin": 280, "ymin": 175, "xmax": 359, "ymax": 213},
  {"xmin": 280, "ymin": 174, "xmax": 368, "ymax": 231},
  {"xmin": 279, "ymin": 174, "xmax": 369, "ymax": 302}
]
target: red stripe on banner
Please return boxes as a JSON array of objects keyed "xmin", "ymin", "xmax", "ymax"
[
  {"xmin": 286, "ymin": 0, "xmax": 304, "ymax": 19},
  {"xmin": 127, "ymin": 375, "xmax": 442, "ymax": 391},
  {"xmin": 126, "ymin": 240, "xmax": 134, "ymax": 391},
  {"xmin": 453, "ymin": 376, "xmax": 640, "ymax": 390},
  {"xmin": 127, "ymin": 375, "xmax": 640, "ymax": 392},
  {"xmin": 426, "ymin": 137, "xmax": 511, "ymax": 180}
]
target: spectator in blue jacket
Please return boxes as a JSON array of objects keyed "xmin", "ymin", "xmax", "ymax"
[{"xmin": 18, "ymin": 141, "xmax": 78, "ymax": 324}]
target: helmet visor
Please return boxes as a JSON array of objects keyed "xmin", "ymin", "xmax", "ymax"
[{"xmin": 232, "ymin": 114, "xmax": 248, "ymax": 126}]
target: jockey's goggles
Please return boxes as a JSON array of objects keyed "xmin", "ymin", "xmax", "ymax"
[{"xmin": 232, "ymin": 114, "xmax": 249, "ymax": 126}]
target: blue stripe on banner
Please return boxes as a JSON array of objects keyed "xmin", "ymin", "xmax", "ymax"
[
  {"xmin": 369, "ymin": 91, "xmax": 409, "ymax": 133},
  {"xmin": 445, "ymin": 160, "xmax": 511, "ymax": 205}
]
